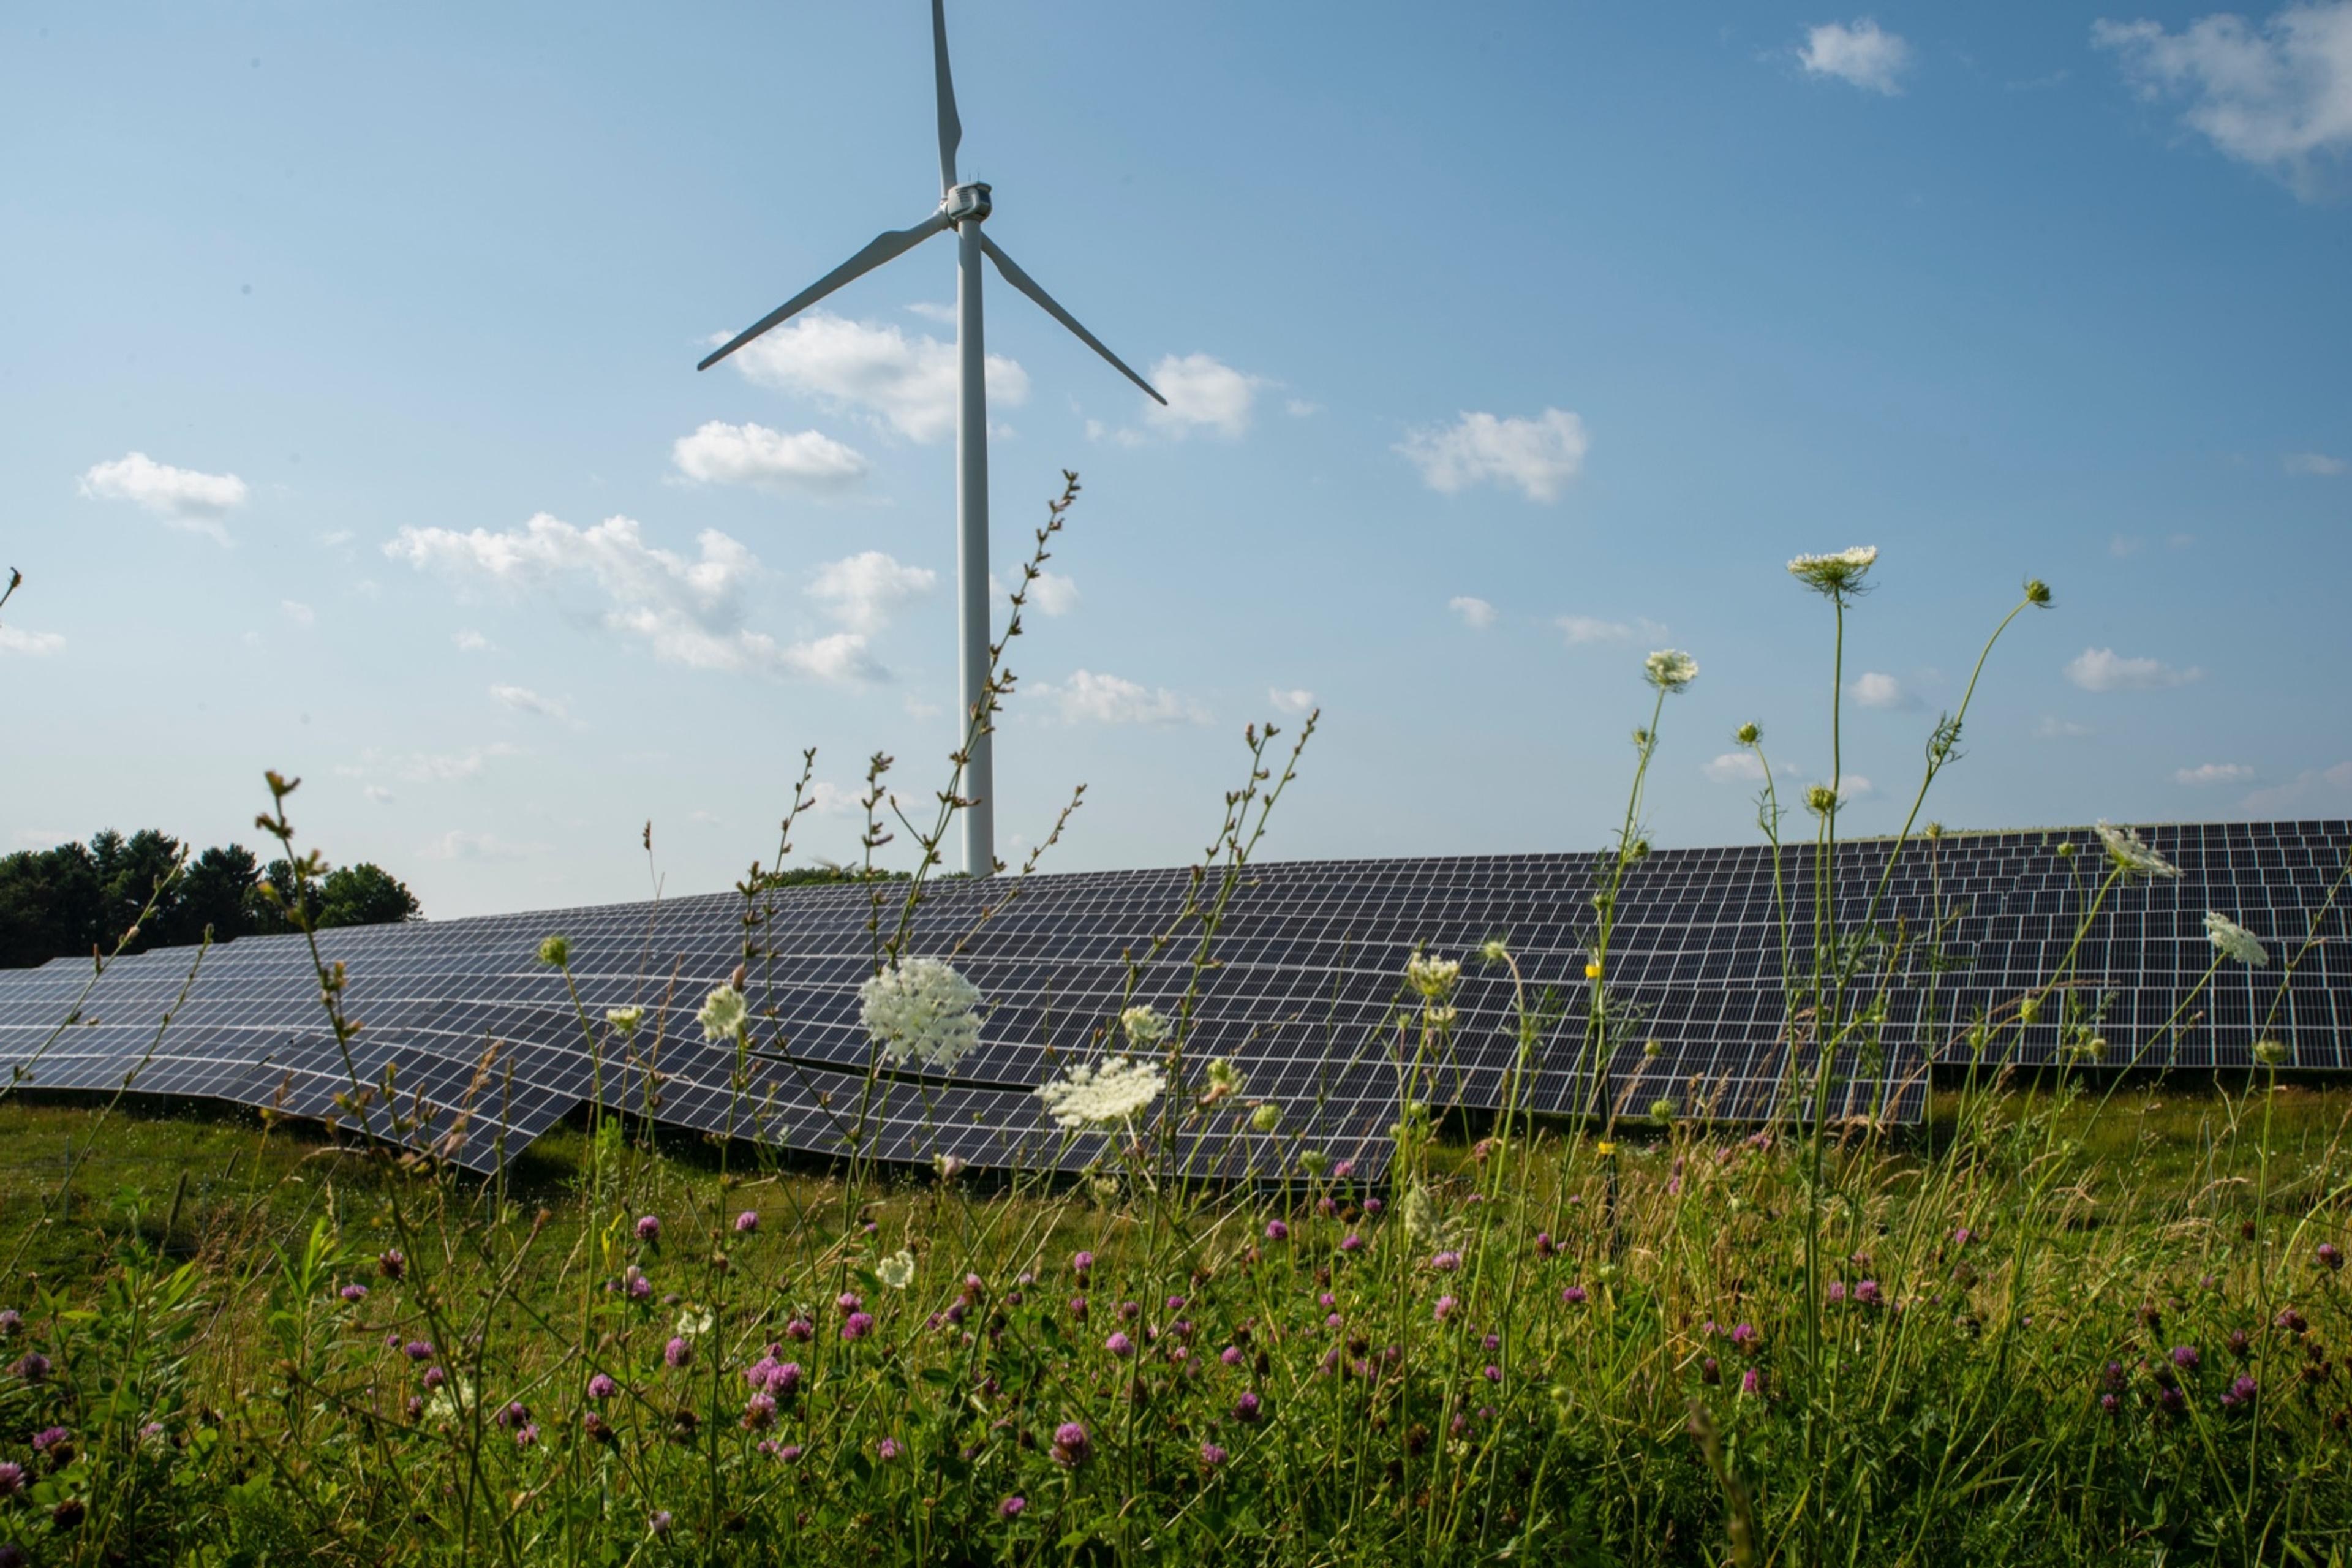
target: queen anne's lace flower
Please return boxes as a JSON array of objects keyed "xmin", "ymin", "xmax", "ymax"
[
  {"xmin": 2094, "ymin": 821, "xmax": 2181, "ymax": 881},
  {"xmin": 1787, "ymin": 546, "xmax": 1879, "ymax": 596},
  {"xmin": 1644, "ymin": 649, "xmax": 1699, "ymax": 692},
  {"xmin": 1036, "ymin": 1057, "xmax": 1166, "ymax": 1129},
  {"xmin": 2204, "ymin": 911, "xmax": 2269, "ymax": 968},
  {"xmin": 876, "ymin": 1250, "xmax": 916, "ymax": 1290},
  {"xmin": 1118, "ymin": 1005, "xmax": 1171, "ymax": 1050},
  {"xmin": 698, "ymin": 984, "xmax": 748, "ymax": 1044},
  {"xmin": 859, "ymin": 958, "xmax": 984, "ymax": 1069},
  {"xmin": 1405, "ymin": 952, "xmax": 1461, "ymax": 999}
]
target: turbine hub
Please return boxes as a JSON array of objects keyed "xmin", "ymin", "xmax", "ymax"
[{"xmin": 943, "ymin": 182, "xmax": 992, "ymax": 224}]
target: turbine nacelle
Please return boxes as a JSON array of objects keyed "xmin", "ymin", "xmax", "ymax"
[{"xmin": 942, "ymin": 182, "xmax": 992, "ymax": 224}]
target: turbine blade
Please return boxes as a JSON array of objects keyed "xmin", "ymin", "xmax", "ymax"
[
  {"xmin": 979, "ymin": 234, "xmax": 1166, "ymax": 405},
  {"xmin": 933, "ymin": 0, "xmax": 963, "ymax": 195},
  {"xmin": 698, "ymin": 212, "xmax": 953, "ymax": 371}
]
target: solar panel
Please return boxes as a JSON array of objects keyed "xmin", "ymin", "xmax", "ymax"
[{"xmin": 0, "ymin": 818, "xmax": 2340, "ymax": 1175}]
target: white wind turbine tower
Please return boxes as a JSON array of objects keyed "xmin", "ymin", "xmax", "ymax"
[{"xmin": 699, "ymin": 0, "xmax": 1167, "ymax": 879}]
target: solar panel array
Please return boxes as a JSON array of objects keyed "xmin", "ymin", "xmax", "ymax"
[{"xmin": 0, "ymin": 819, "xmax": 2342, "ymax": 1176}]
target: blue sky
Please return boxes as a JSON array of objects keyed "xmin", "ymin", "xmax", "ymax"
[{"xmin": 4, "ymin": 2, "xmax": 2348, "ymax": 917}]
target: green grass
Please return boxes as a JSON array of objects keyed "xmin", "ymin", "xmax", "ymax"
[{"xmin": 2, "ymin": 1077, "xmax": 2349, "ymax": 1566}]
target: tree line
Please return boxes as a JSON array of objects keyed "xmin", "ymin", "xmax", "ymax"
[{"xmin": 0, "ymin": 828, "xmax": 421, "ymax": 970}]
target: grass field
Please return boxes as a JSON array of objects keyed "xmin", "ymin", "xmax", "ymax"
[{"xmin": 2, "ymin": 1073, "xmax": 2348, "ymax": 1566}]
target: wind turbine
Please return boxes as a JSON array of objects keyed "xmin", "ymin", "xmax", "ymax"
[{"xmin": 699, "ymin": 0, "xmax": 1167, "ymax": 880}]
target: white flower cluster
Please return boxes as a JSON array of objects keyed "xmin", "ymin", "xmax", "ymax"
[
  {"xmin": 859, "ymin": 957, "xmax": 985, "ymax": 1069},
  {"xmin": 1643, "ymin": 649, "xmax": 1699, "ymax": 692},
  {"xmin": 877, "ymin": 1249, "xmax": 916, "ymax": 1290},
  {"xmin": 697, "ymin": 984, "xmax": 748, "ymax": 1045},
  {"xmin": 2094, "ymin": 821, "xmax": 2180, "ymax": 881},
  {"xmin": 1787, "ymin": 546, "xmax": 1879, "ymax": 596},
  {"xmin": 1405, "ymin": 952, "xmax": 1461, "ymax": 1000},
  {"xmin": 1119, "ymin": 1005, "xmax": 1172, "ymax": 1050},
  {"xmin": 1035, "ymin": 1057, "xmax": 1167, "ymax": 1129},
  {"xmin": 2204, "ymin": 911, "xmax": 2269, "ymax": 968}
]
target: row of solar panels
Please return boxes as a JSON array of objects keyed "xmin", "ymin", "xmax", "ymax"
[{"xmin": 0, "ymin": 820, "xmax": 2342, "ymax": 1176}]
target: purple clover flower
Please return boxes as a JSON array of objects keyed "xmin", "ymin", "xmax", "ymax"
[
  {"xmin": 1051, "ymin": 1422, "xmax": 1091, "ymax": 1466},
  {"xmin": 2171, "ymin": 1345, "xmax": 2200, "ymax": 1370},
  {"xmin": 587, "ymin": 1373, "xmax": 617, "ymax": 1400},
  {"xmin": 876, "ymin": 1437, "xmax": 902, "ymax": 1461},
  {"xmin": 1561, "ymin": 1286, "xmax": 1588, "ymax": 1306},
  {"xmin": 1000, "ymin": 1495, "xmax": 1027, "ymax": 1518},
  {"xmin": 734, "ymin": 1210, "xmax": 760, "ymax": 1234},
  {"xmin": 842, "ymin": 1312, "xmax": 875, "ymax": 1341},
  {"xmin": 664, "ymin": 1336, "xmax": 692, "ymax": 1368},
  {"xmin": 1200, "ymin": 1442, "xmax": 1228, "ymax": 1467},
  {"xmin": 379, "ymin": 1250, "xmax": 405, "ymax": 1279},
  {"xmin": 1105, "ymin": 1332, "xmax": 1135, "ymax": 1358},
  {"xmin": 635, "ymin": 1215, "xmax": 660, "ymax": 1243}
]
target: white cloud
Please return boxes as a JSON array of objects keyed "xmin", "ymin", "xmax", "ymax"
[
  {"xmin": 1284, "ymin": 398, "xmax": 1321, "ymax": 418},
  {"xmin": 1556, "ymin": 614, "xmax": 1668, "ymax": 646},
  {"xmin": 390, "ymin": 745, "xmax": 520, "ymax": 785},
  {"xmin": 2067, "ymin": 646, "xmax": 2204, "ymax": 690},
  {"xmin": 1704, "ymin": 752, "xmax": 1768, "ymax": 784},
  {"xmin": 802, "ymin": 780, "xmax": 862, "ymax": 815},
  {"xmin": 1826, "ymin": 774, "xmax": 1874, "ymax": 801},
  {"xmin": 386, "ymin": 511, "xmax": 876, "ymax": 680},
  {"xmin": 1038, "ymin": 669, "xmax": 1211, "ymax": 726},
  {"xmin": 778, "ymin": 631, "xmax": 884, "ymax": 683},
  {"xmin": 1449, "ymin": 595, "xmax": 1498, "ymax": 630},
  {"xmin": 1798, "ymin": 18, "xmax": 1915, "ymax": 94},
  {"xmin": 1030, "ymin": 571, "xmax": 1080, "ymax": 616},
  {"xmin": 1142, "ymin": 353, "xmax": 1261, "ymax": 439},
  {"xmin": 904, "ymin": 301, "xmax": 956, "ymax": 323},
  {"xmin": 2036, "ymin": 715, "xmax": 2094, "ymax": 738},
  {"xmin": 281, "ymin": 600, "xmax": 315, "ymax": 627},
  {"xmin": 807, "ymin": 550, "xmax": 936, "ymax": 634},
  {"xmin": 1267, "ymin": 687, "xmax": 1316, "ymax": 715},
  {"xmin": 490, "ymin": 684, "xmax": 568, "ymax": 720},
  {"xmin": 2239, "ymin": 761, "xmax": 2352, "ymax": 813},
  {"xmin": 2094, "ymin": 4, "xmax": 2352, "ymax": 196},
  {"xmin": 722, "ymin": 311, "xmax": 1027, "ymax": 443},
  {"xmin": 2109, "ymin": 533, "xmax": 2146, "ymax": 557},
  {"xmin": 2285, "ymin": 450, "xmax": 2348, "ymax": 475},
  {"xmin": 2176, "ymin": 761, "xmax": 2255, "ymax": 784},
  {"xmin": 1851, "ymin": 671, "xmax": 1905, "ymax": 709},
  {"xmin": 363, "ymin": 785, "xmax": 394, "ymax": 804},
  {"xmin": 452, "ymin": 630, "xmax": 497, "ymax": 652},
  {"xmin": 671, "ymin": 420, "xmax": 870, "ymax": 494},
  {"xmin": 0, "ymin": 625, "xmax": 64, "ymax": 656},
  {"xmin": 78, "ymin": 452, "xmax": 247, "ymax": 543},
  {"xmin": 423, "ymin": 829, "xmax": 535, "ymax": 862},
  {"xmin": 1400, "ymin": 409, "xmax": 1589, "ymax": 502}
]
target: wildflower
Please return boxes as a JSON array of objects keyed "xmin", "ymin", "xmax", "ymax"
[
  {"xmin": 729, "ymin": 1209, "xmax": 759, "ymax": 1235},
  {"xmin": 635, "ymin": 1214, "xmax": 661, "ymax": 1243},
  {"xmin": 2205, "ymin": 911, "xmax": 2269, "ymax": 967},
  {"xmin": 537, "ymin": 933, "xmax": 571, "ymax": 967},
  {"xmin": 626, "ymin": 1271, "xmax": 652, "ymax": 1301},
  {"xmin": 1740, "ymin": 1367, "xmax": 1763, "ymax": 1396},
  {"xmin": 842, "ymin": 1311, "xmax": 874, "ymax": 1341},
  {"xmin": 378, "ymin": 1250, "xmax": 405, "ymax": 1279},
  {"xmin": 1000, "ymin": 1495, "xmax": 1027, "ymax": 1518},
  {"xmin": 0, "ymin": 1462, "xmax": 20, "ymax": 1499},
  {"xmin": 876, "ymin": 1437, "xmax": 903, "ymax": 1461},
  {"xmin": 1804, "ymin": 784, "xmax": 1839, "ymax": 816},
  {"xmin": 1119, "ymin": 1004, "xmax": 1172, "ymax": 1049},
  {"xmin": 1199, "ymin": 1057, "xmax": 1245, "ymax": 1105},
  {"xmin": 1585, "ymin": 959, "xmax": 1604, "ymax": 981},
  {"xmin": 2278, "ymin": 1306, "xmax": 2307, "ymax": 1333},
  {"xmin": 839, "ymin": 1291, "xmax": 864, "ymax": 1313},
  {"xmin": 1105, "ymin": 1332, "xmax": 1135, "ymax": 1358},
  {"xmin": 859, "ymin": 957, "xmax": 984, "ymax": 1068},
  {"xmin": 587, "ymin": 1371, "xmax": 616, "ymax": 1400},
  {"xmin": 1234, "ymin": 1391, "xmax": 1262, "ymax": 1422},
  {"xmin": 1405, "ymin": 952, "xmax": 1462, "ymax": 999},
  {"xmin": 1050, "ymin": 1422, "xmax": 1092, "ymax": 1466},
  {"xmin": 1562, "ymin": 1286, "xmax": 1588, "ymax": 1306},
  {"xmin": 1786, "ymin": 546, "xmax": 1879, "ymax": 597},
  {"xmin": 778, "ymin": 1442, "xmax": 804, "ymax": 1462},
  {"xmin": 1483, "ymin": 1363, "xmax": 1502, "ymax": 1382},
  {"xmin": 675, "ymin": 1305, "xmax": 714, "ymax": 1338},
  {"xmin": 1072, "ymin": 1251, "xmax": 1095, "ymax": 1275},
  {"xmin": 1250, "ymin": 1102, "xmax": 1281, "ymax": 1133},
  {"xmin": 664, "ymin": 1337, "xmax": 692, "ymax": 1369},
  {"xmin": 1035, "ymin": 1057, "xmax": 1166, "ymax": 1128},
  {"xmin": 1479, "ymin": 937, "xmax": 1512, "ymax": 964},
  {"xmin": 31, "ymin": 1428, "xmax": 70, "ymax": 1463},
  {"xmin": 1299, "ymin": 1149, "xmax": 1329, "ymax": 1175},
  {"xmin": 423, "ymin": 1366, "xmax": 448, "ymax": 1390},
  {"xmin": 697, "ymin": 982, "xmax": 750, "ymax": 1044},
  {"xmin": 0, "ymin": 1309, "xmax": 16, "ymax": 1338},
  {"xmin": 1854, "ymin": 1280, "xmax": 1883, "ymax": 1306},
  {"xmin": 2223, "ymin": 1374, "xmax": 2258, "ymax": 1409},
  {"xmin": 1595, "ymin": 1140, "xmax": 1616, "ymax": 1158},
  {"xmin": 1735, "ymin": 721, "xmax": 1762, "ymax": 746},
  {"xmin": 339, "ymin": 1283, "xmax": 368, "ymax": 1303},
  {"xmin": 1732, "ymin": 1322, "xmax": 1758, "ymax": 1348},
  {"xmin": 1435, "ymin": 1295, "xmax": 1458, "ymax": 1322},
  {"xmin": 1649, "ymin": 1097, "xmax": 1677, "ymax": 1125},
  {"xmin": 2320, "ymin": 1243, "xmax": 2343, "ymax": 1272},
  {"xmin": 1701, "ymin": 1357, "xmax": 1721, "ymax": 1385},
  {"xmin": 2172, "ymin": 1345, "xmax": 2200, "ymax": 1370},
  {"xmin": 785, "ymin": 1316, "xmax": 813, "ymax": 1340},
  {"xmin": 1341, "ymin": 1233, "xmax": 1365, "ymax": 1254},
  {"xmin": 2254, "ymin": 1039, "xmax": 2291, "ymax": 1067},
  {"xmin": 2094, "ymin": 820, "xmax": 2180, "ymax": 880},
  {"xmin": 1644, "ymin": 648, "xmax": 1698, "ymax": 692},
  {"xmin": 1433, "ymin": 1250, "xmax": 1462, "ymax": 1273},
  {"xmin": 1826, "ymin": 1281, "xmax": 1848, "ymax": 1305},
  {"xmin": 878, "ymin": 1250, "xmax": 917, "ymax": 1291},
  {"xmin": 1200, "ymin": 1442, "xmax": 1228, "ymax": 1468},
  {"xmin": 1068, "ymin": 1297, "xmax": 1089, "ymax": 1320},
  {"xmin": 14, "ymin": 1352, "xmax": 52, "ymax": 1385},
  {"xmin": 605, "ymin": 1005, "xmax": 643, "ymax": 1034},
  {"xmin": 1534, "ymin": 1231, "xmax": 1556, "ymax": 1256},
  {"xmin": 649, "ymin": 1512, "xmax": 673, "ymax": 1536}
]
